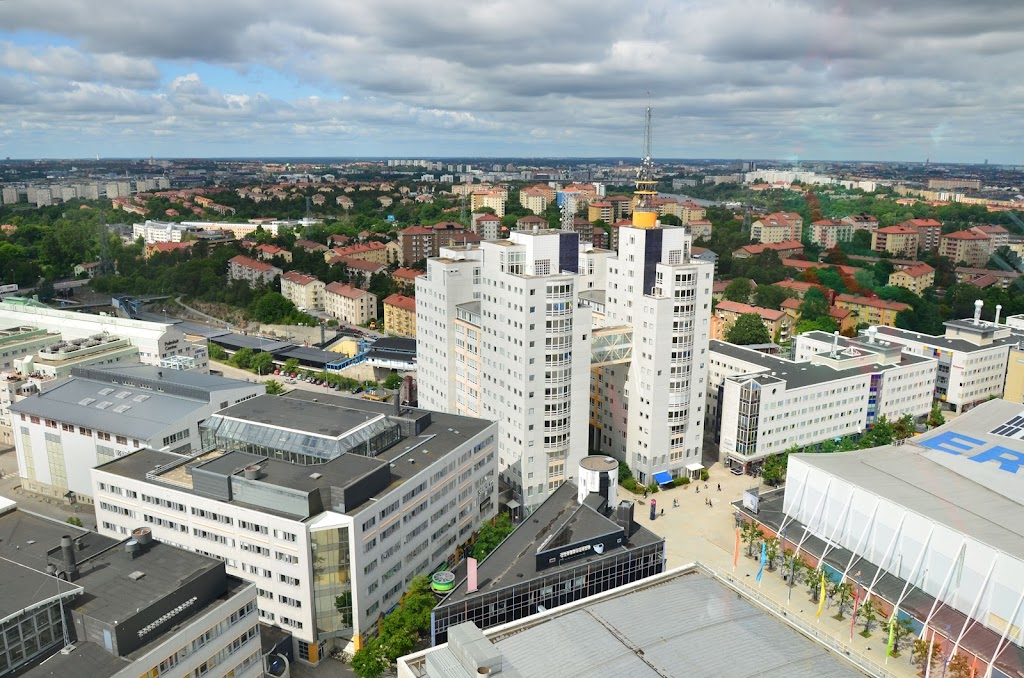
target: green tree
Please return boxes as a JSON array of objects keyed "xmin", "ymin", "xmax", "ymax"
[
  {"xmin": 947, "ymin": 653, "xmax": 972, "ymax": 678},
  {"xmin": 251, "ymin": 351, "xmax": 274, "ymax": 375},
  {"xmin": 722, "ymin": 278, "xmax": 752, "ymax": 303},
  {"xmin": 764, "ymin": 536, "xmax": 780, "ymax": 571},
  {"xmin": 928, "ymin": 402, "xmax": 946, "ymax": 428},
  {"xmin": 66, "ymin": 516, "xmax": 83, "ymax": 527},
  {"xmin": 724, "ymin": 313, "xmax": 771, "ymax": 345},
  {"xmin": 284, "ymin": 358, "xmax": 300, "ymax": 373},
  {"xmin": 383, "ymin": 373, "xmax": 403, "ymax": 390},
  {"xmin": 831, "ymin": 581, "xmax": 854, "ymax": 620},
  {"xmin": 761, "ymin": 450, "xmax": 790, "ymax": 486},
  {"xmin": 473, "ymin": 514, "xmax": 516, "ymax": 560},
  {"xmin": 911, "ymin": 638, "xmax": 944, "ymax": 673},
  {"xmin": 861, "ymin": 416, "xmax": 894, "ymax": 448},
  {"xmin": 859, "ymin": 599, "xmax": 880, "ymax": 636},
  {"xmin": 208, "ymin": 342, "xmax": 227, "ymax": 361},
  {"xmin": 249, "ymin": 291, "xmax": 295, "ymax": 324},
  {"xmin": 264, "ymin": 379, "xmax": 285, "ymax": 395},
  {"xmin": 798, "ymin": 287, "xmax": 829, "ymax": 321},
  {"xmin": 807, "ymin": 568, "xmax": 824, "ymax": 603},
  {"xmin": 894, "ymin": 414, "xmax": 916, "ymax": 441},
  {"xmin": 351, "ymin": 637, "xmax": 388, "ymax": 678},
  {"xmin": 889, "ymin": 617, "xmax": 915, "ymax": 657},
  {"xmin": 753, "ymin": 284, "xmax": 793, "ymax": 309},
  {"xmin": 230, "ymin": 347, "xmax": 254, "ymax": 370},
  {"xmin": 741, "ymin": 521, "xmax": 763, "ymax": 558}
]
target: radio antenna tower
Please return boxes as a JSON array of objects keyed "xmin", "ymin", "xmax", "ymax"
[{"xmin": 631, "ymin": 103, "xmax": 659, "ymax": 228}]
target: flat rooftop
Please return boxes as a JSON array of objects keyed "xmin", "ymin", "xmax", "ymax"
[
  {"xmin": 441, "ymin": 483, "xmax": 661, "ymax": 605},
  {"xmin": 792, "ymin": 399, "xmax": 1024, "ymax": 561},
  {"xmin": 414, "ymin": 567, "xmax": 866, "ymax": 678},
  {"xmin": 873, "ymin": 324, "xmax": 1022, "ymax": 353},
  {"xmin": 215, "ymin": 393, "xmax": 382, "ymax": 438},
  {"xmin": 710, "ymin": 338, "xmax": 932, "ymax": 390}
]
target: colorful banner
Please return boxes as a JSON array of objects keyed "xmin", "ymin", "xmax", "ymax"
[
  {"xmin": 733, "ymin": 527, "xmax": 740, "ymax": 569},
  {"xmin": 756, "ymin": 541, "xmax": 766, "ymax": 582},
  {"xmin": 850, "ymin": 584, "xmax": 860, "ymax": 640},
  {"xmin": 816, "ymin": 570, "xmax": 826, "ymax": 618},
  {"xmin": 886, "ymin": 611, "xmax": 897, "ymax": 656}
]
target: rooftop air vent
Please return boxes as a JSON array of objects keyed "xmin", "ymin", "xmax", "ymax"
[
  {"xmin": 128, "ymin": 571, "xmax": 146, "ymax": 581},
  {"xmin": 309, "ymin": 473, "xmax": 323, "ymax": 480}
]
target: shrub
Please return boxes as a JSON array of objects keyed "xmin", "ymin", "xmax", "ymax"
[
  {"xmin": 674, "ymin": 477, "xmax": 691, "ymax": 487},
  {"xmin": 700, "ymin": 469, "xmax": 710, "ymax": 482},
  {"xmin": 622, "ymin": 478, "xmax": 639, "ymax": 493}
]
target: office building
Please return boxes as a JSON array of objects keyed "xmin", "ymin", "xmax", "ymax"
[
  {"xmin": 708, "ymin": 331, "xmax": 936, "ymax": 470},
  {"xmin": 0, "ymin": 502, "xmax": 262, "ymax": 678},
  {"xmin": 754, "ymin": 400, "xmax": 1024, "ymax": 678},
  {"xmin": 429, "ymin": 457, "xmax": 664, "ymax": 644},
  {"xmin": 12, "ymin": 365, "xmax": 262, "ymax": 501},
  {"xmin": 869, "ymin": 303, "xmax": 1019, "ymax": 412},
  {"xmin": 92, "ymin": 393, "xmax": 498, "ymax": 662}
]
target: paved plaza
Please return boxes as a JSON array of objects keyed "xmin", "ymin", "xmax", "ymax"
[{"xmin": 622, "ymin": 467, "xmax": 926, "ymax": 678}]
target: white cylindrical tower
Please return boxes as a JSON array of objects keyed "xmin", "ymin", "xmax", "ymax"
[{"xmin": 577, "ymin": 456, "xmax": 619, "ymax": 508}]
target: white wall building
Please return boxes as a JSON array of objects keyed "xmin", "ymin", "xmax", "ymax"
[
  {"xmin": 418, "ymin": 231, "xmax": 592, "ymax": 510},
  {"xmin": 0, "ymin": 297, "xmax": 207, "ymax": 369},
  {"xmin": 871, "ymin": 304, "xmax": 1019, "ymax": 412},
  {"xmin": 92, "ymin": 392, "xmax": 497, "ymax": 664},
  {"xmin": 12, "ymin": 364, "xmax": 262, "ymax": 500},
  {"xmin": 708, "ymin": 332, "xmax": 936, "ymax": 469},
  {"xmin": 594, "ymin": 224, "xmax": 714, "ymax": 485}
]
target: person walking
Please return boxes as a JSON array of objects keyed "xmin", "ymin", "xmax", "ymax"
[
  {"xmin": 717, "ymin": 483, "xmax": 721, "ymax": 492},
  {"xmin": 704, "ymin": 482, "xmax": 708, "ymax": 490}
]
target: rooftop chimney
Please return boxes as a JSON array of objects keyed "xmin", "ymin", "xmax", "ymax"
[
  {"xmin": 830, "ymin": 330, "xmax": 840, "ymax": 358},
  {"xmin": 995, "ymin": 304, "xmax": 1002, "ymax": 326},
  {"xmin": 60, "ymin": 535, "xmax": 78, "ymax": 579},
  {"xmin": 974, "ymin": 299, "xmax": 984, "ymax": 326}
]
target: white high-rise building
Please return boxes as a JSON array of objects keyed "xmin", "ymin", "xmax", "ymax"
[
  {"xmin": 418, "ymin": 231, "xmax": 594, "ymax": 510},
  {"xmin": 594, "ymin": 223, "xmax": 714, "ymax": 484}
]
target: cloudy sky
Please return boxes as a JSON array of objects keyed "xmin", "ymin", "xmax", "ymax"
[{"xmin": 0, "ymin": 0, "xmax": 1022, "ymax": 162}]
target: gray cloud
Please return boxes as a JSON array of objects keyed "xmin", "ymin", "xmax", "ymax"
[{"xmin": 0, "ymin": 0, "xmax": 1022, "ymax": 160}]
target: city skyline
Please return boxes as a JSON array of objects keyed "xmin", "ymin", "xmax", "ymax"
[{"xmin": 1, "ymin": 0, "xmax": 1023, "ymax": 162}]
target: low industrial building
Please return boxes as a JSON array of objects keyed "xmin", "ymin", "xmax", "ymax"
[
  {"xmin": 12, "ymin": 364, "xmax": 262, "ymax": 501},
  {"xmin": 399, "ymin": 565, "xmax": 866, "ymax": 678},
  {"xmin": 746, "ymin": 400, "xmax": 1024, "ymax": 678},
  {"xmin": 429, "ymin": 457, "xmax": 664, "ymax": 645},
  {"xmin": 92, "ymin": 393, "xmax": 498, "ymax": 663},
  {"xmin": 0, "ymin": 501, "xmax": 262, "ymax": 678}
]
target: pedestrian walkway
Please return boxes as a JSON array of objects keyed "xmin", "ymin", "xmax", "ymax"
[{"xmin": 622, "ymin": 471, "xmax": 924, "ymax": 678}]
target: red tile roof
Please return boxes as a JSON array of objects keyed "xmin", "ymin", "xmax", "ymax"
[
  {"xmin": 281, "ymin": 271, "xmax": 320, "ymax": 286},
  {"xmin": 324, "ymin": 282, "xmax": 369, "ymax": 299},
  {"xmin": 393, "ymin": 267, "xmax": 426, "ymax": 281},
  {"xmin": 875, "ymin": 225, "xmax": 919, "ymax": 234},
  {"xmin": 150, "ymin": 242, "xmax": 192, "ymax": 253},
  {"xmin": 716, "ymin": 300, "xmax": 787, "ymax": 322},
  {"xmin": 897, "ymin": 263, "xmax": 935, "ymax": 277},
  {"xmin": 400, "ymin": 226, "xmax": 435, "ymax": 236},
  {"xmin": 229, "ymin": 254, "xmax": 276, "ymax": 272},
  {"xmin": 475, "ymin": 213, "xmax": 501, "ymax": 222},
  {"xmin": 737, "ymin": 240, "xmax": 804, "ymax": 256},
  {"xmin": 384, "ymin": 294, "xmax": 417, "ymax": 313},
  {"xmin": 943, "ymin": 230, "xmax": 989, "ymax": 240},
  {"xmin": 835, "ymin": 294, "xmax": 910, "ymax": 312},
  {"xmin": 331, "ymin": 241, "xmax": 387, "ymax": 257},
  {"xmin": 330, "ymin": 256, "xmax": 387, "ymax": 272}
]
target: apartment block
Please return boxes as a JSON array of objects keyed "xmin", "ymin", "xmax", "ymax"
[
  {"xmin": 324, "ymin": 282, "xmax": 377, "ymax": 325},
  {"xmin": 833, "ymin": 294, "xmax": 910, "ymax": 327},
  {"xmin": 280, "ymin": 271, "xmax": 325, "ymax": 311},
  {"xmin": 713, "ymin": 300, "xmax": 794, "ymax": 343},
  {"xmin": 383, "ymin": 294, "xmax": 418, "ymax": 338},
  {"xmin": 970, "ymin": 224, "xmax": 1010, "ymax": 252},
  {"xmin": 708, "ymin": 333, "xmax": 936, "ymax": 470},
  {"xmin": 229, "ymin": 255, "xmax": 282, "ymax": 287},
  {"xmin": 12, "ymin": 364, "xmax": 262, "ymax": 500},
  {"xmin": 519, "ymin": 188, "xmax": 548, "ymax": 215},
  {"xmin": 871, "ymin": 224, "xmax": 920, "ymax": 257},
  {"xmin": 92, "ymin": 393, "xmax": 497, "ymax": 661},
  {"xmin": 750, "ymin": 212, "xmax": 802, "ymax": 244},
  {"xmin": 473, "ymin": 213, "xmax": 502, "ymax": 240},
  {"xmin": 808, "ymin": 219, "xmax": 854, "ymax": 248},
  {"xmin": 902, "ymin": 218, "xmax": 943, "ymax": 252},
  {"xmin": 417, "ymin": 231, "xmax": 595, "ymax": 510},
  {"xmin": 941, "ymin": 230, "xmax": 992, "ymax": 268},
  {"xmin": 887, "ymin": 263, "xmax": 935, "ymax": 295}
]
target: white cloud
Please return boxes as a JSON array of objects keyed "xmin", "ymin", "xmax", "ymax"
[{"xmin": 0, "ymin": 0, "xmax": 1022, "ymax": 159}]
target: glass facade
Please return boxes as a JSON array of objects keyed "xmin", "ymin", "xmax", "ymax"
[
  {"xmin": 44, "ymin": 432, "xmax": 67, "ymax": 489},
  {"xmin": 311, "ymin": 526, "xmax": 353, "ymax": 638},
  {"xmin": 200, "ymin": 414, "xmax": 401, "ymax": 465},
  {"xmin": 0, "ymin": 601, "xmax": 65, "ymax": 674}
]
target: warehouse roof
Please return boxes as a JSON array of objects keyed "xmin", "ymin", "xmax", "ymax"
[{"xmin": 793, "ymin": 399, "xmax": 1024, "ymax": 560}]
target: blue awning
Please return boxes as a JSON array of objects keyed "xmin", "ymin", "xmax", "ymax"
[{"xmin": 653, "ymin": 471, "xmax": 673, "ymax": 485}]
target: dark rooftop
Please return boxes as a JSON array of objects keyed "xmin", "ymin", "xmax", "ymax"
[
  {"xmin": 440, "ymin": 483, "xmax": 662, "ymax": 605},
  {"xmin": 371, "ymin": 336, "xmax": 416, "ymax": 354},
  {"xmin": 21, "ymin": 640, "xmax": 130, "ymax": 678},
  {"xmin": 216, "ymin": 393, "xmax": 381, "ymax": 438},
  {"xmin": 209, "ymin": 333, "xmax": 292, "ymax": 353}
]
